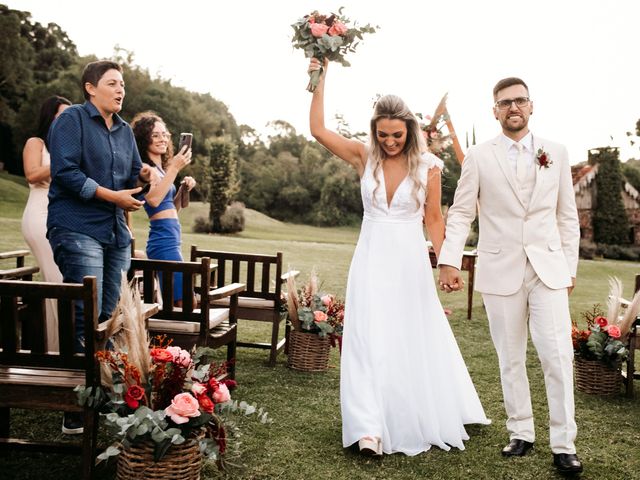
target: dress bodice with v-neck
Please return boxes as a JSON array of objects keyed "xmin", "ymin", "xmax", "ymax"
[
  {"xmin": 360, "ymin": 152, "xmax": 439, "ymax": 222},
  {"xmin": 340, "ymin": 150, "xmax": 489, "ymax": 455}
]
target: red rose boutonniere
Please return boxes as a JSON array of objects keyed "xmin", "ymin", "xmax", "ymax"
[{"xmin": 536, "ymin": 148, "xmax": 553, "ymax": 169}]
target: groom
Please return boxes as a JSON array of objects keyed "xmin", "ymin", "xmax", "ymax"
[{"xmin": 438, "ymin": 77, "xmax": 582, "ymax": 475}]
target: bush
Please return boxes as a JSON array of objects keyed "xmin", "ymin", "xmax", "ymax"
[
  {"xmin": 192, "ymin": 202, "xmax": 245, "ymax": 234},
  {"xmin": 219, "ymin": 201, "xmax": 245, "ymax": 233},
  {"xmin": 595, "ymin": 243, "xmax": 640, "ymax": 261},
  {"xmin": 192, "ymin": 216, "xmax": 212, "ymax": 234},
  {"xmin": 579, "ymin": 239, "xmax": 597, "ymax": 259}
]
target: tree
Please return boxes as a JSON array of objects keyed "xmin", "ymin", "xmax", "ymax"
[
  {"xmin": 590, "ymin": 147, "xmax": 630, "ymax": 244},
  {"xmin": 205, "ymin": 138, "xmax": 239, "ymax": 233}
]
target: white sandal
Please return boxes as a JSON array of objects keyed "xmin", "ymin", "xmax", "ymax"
[{"xmin": 358, "ymin": 436, "xmax": 382, "ymax": 456}]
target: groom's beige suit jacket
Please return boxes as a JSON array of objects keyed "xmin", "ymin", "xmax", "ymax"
[{"xmin": 438, "ymin": 134, "xmax": 580, "ymax": 295}]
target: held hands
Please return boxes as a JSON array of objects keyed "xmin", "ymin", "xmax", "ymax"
[{"xmin": 438, "ymin": 265, "xmax": 464, "ymax": 293}]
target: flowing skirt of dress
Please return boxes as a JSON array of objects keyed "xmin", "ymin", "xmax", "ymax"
[
  {"xmin": 340, "ymin": 216, "xmax": 490, "ymax": 455},
  {"xmin": 21, "ymin": 187, "xmax": 62, "ymax": 351}
]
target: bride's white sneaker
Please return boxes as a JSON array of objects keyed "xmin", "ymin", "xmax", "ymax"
[{"xmin": 358, "ymin": 436, "xmax": 382, "ymax": 456}]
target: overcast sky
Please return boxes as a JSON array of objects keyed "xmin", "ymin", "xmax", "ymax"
[{"xmin": 8, "ymin": 0, "xmax": 640, "ymax": 164}]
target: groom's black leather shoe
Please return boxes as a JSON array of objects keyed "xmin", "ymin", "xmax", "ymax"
[
  {"xmin": 501, "ymin": 439, "xmax": 534, "ymax": 457},
  {"xmin": 553, "ymin": 453, "xmax": 583, "ymax": 475}
]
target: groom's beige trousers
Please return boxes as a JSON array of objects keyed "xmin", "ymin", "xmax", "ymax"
[{"xmin": 482, "ymin": 260, "xmax": 577, "ymax": 454}]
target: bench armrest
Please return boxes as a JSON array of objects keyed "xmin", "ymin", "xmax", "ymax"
[
  {"xmin": 209, "ymin": 282, "xmax": 246, "ymax": 301},
  {"xmin": 0, "ymin": 249, "xmax": 30, "ymax": 260},
  {"xmin": 281, "ymin": 270, "xmax": 300, "ymax": 282},
  {"xmin": 0, "ymin": 265, "xmax": 40, "ymax": 280}
]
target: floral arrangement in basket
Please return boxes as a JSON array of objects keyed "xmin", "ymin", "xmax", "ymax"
[
  {"xmin": 76, "ymin": 276, "xmax": 270, "ymax": 469},
  {"xmin": 416, "ymin": 112, "xmax": 453, "ymax": 157},
  {"xmin": 291, "ymin": 7, "xmax": 377, "ymax": 92},
  {"xmin": 285, "ymin": 271, "xmax": 344, "ymax": 348},
  {"xmin": 572, "ymin": 277, "xmax": 640, "ymax": 369}
]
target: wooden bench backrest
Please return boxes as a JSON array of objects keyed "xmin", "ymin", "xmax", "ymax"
[
  {"xmin": 129, "ymin": 257, "xmax": 214, "ymax": 334},
  {"xmin": 0, "ymin": 277, "xmax": 98, "ymax": 380},
  {"xmin": 190, "ymin": 247, "xmax": 282, "ymax": 302}
]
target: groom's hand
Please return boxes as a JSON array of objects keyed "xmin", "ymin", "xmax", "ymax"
[{"xmin": 438, "ymin": 265, "xmax": 464, "ymax": 293}]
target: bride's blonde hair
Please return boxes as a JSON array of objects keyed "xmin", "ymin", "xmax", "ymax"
[{"xmin": 369, "ymin": 95, "xmax": 426, "ymax": 207}]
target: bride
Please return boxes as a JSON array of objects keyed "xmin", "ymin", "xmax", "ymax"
[{"xmin": 307, "ymin": 58, "xmax": 490, "ymax": 456}]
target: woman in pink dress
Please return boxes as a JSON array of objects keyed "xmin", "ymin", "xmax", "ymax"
[{"xmin": 21, "ymin": 95, "xmax": 71, "ymax": 351}]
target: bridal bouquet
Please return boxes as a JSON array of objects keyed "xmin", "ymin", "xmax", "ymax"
[{"xmin": 291, "ymin": 8, "xmax": 377, "ymax": 92}]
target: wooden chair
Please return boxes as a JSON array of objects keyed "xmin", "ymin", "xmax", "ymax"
[
  {"xmin": 190, "ymin": 247, "xmax": 299, "ymax": 367},
  {"xmin": 129, "ymin": 257, "xmax": 244, "ymax": 379},
  {"xmin": 0, "ymin": 276, "xmax": 100, "ymax": 480},
  {"xmin": 0, "ymin": 249, "xmax": 39, "ymax": 280},
  {"xmin": 623, "ymin": 274, "xmax": 640, "ymax": 398}
]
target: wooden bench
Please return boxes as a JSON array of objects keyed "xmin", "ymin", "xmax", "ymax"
[
  {"xmin": 129, "ymin": 257, "xmax": 244, "ymax": 379},
  {"xmin": 0, "ymin": 276, "xmax": 100, "ymax": 480},
  {"xmin": 190, "ymin": 247, "xmax": 299, "ymax": 367},
  {"xmin": 0, "ymin": 249, "xmax": 39, "ymax": 280},
  {"xmin": 623, "ymin": 274, "xmax": 640, "ymax": 398},
  {"xmin": 429, "ymin": 247, "xmax": 477, "ymax": 320}
]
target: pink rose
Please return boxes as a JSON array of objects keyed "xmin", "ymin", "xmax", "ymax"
[
  {"xmin": 606, "ymin": 325, "xmax": 621, "ymax": 338},
  {"xmin": 212, "ymin": 383, "xmax": 231, "ymax": 404},
  {"xmin": 313, "ymin": 310, "xmax": 328, "ymax": 323},
  {"xmin": 310, "ymin": 23, "xmax": 329, "ymax": 37},
  {"xmin": 321, "ymin": 295, "xmax": 334, "ymax": 306},
  {"xmin": 595, "ymin": 316, "xmax": 608, "ymax": 328},
  {"xmin": 191, "ymin": 382, "xmax": 207, "ymax": 396},
  {"xmin": 165, "ymin": 393, "xmax": 201, "ymax": 424},
  {"xmin": 328, "ymin": 21, "xmax": 348, "ymax": 36},
  {"xmin": 167, "ymin": 346, "xmax": 191, "ymax": 368}
]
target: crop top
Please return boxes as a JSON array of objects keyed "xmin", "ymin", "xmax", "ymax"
[{"xmin": 143, "ymin": 166, "xmax": 177, "ymax": 217}]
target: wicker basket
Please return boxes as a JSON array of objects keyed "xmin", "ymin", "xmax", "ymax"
[
  {"xmin": 287, "ymin": 330, "xmax": 330, "ymax": 372},
  {"xmin": 574, "ymin": 357, "xmax": 622, "ymax": 395},
  {"xmin": 116, "ymin": 431, "xmax": 204, "ymax": 480}
]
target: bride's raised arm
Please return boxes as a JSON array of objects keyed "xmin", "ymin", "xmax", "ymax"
[{"xmin": 309, "ymin": 58, "xmax": 367, "ymax": 176}]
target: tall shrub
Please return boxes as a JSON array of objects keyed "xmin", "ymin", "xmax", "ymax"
[
  {"xmin": 590, "ymin": 147, "xmax": 629, "ymax": 244},
  {"xmin": 206, "ymin": 138, "xmax": 239, "ymax": 233}
]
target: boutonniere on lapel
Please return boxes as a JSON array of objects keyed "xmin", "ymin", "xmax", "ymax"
[{"xmin": 536, "ymin": 148, "xmax": 553, "ymax": 169}]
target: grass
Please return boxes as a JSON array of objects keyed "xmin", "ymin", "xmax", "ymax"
[{"xmin": 1, "ymin": 173, "xmax": 639, "ymax": 479}]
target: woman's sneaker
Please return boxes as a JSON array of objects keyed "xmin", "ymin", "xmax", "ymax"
[{"xmin": 62, "ymin": 412, "xmax": 84, "ymax": 434}]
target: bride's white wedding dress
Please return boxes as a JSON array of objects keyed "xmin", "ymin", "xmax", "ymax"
[{"xmin": 340, "ymin": 152, "xmax": 490, "ymax": 455}]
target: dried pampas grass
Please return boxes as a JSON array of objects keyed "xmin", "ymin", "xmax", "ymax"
[
  {"xmin": 286, "ymin": 271, "xmax": 300, "ymax": 331},
  {"xmin": 100, "ymin": 273, "xmax": 150, "ymax": 385},
  {"xmin": 606, "ymin": 276, "xmax": 640, "ymax": 340}
]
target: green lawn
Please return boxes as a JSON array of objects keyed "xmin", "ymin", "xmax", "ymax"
[{"xmin": 1, "ymin": 174, "xmax": 639, "ymax": 480}]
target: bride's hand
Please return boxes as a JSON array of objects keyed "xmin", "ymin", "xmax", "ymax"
[{"xmin": 308, "ymin": 57, "xmax": 328, "ymax": 76}]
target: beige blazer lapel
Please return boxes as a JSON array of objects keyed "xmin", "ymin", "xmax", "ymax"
[
  {"xmin": 491, "ymin": 136, "xmax": 525, "ymax": 209},
  {"xmin": 528, "ymin": 135, "xmax": 545, "ymax": 208}
]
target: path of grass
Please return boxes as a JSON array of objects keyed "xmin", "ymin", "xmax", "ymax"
[{"xmin": 0, "ymin": 174, "xmax": 638, "ymax": 479}]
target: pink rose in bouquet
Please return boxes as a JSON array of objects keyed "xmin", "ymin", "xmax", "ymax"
[
  {"xmin": 292, "ymin": 8, "xmax": 377, "ymax": 92},
  {"xmin": 606, "ymin": 325, "xmax": 621, "ymax": 338},
  {"xmin": 212, "ymin": 383, "xmax": 231, "ymax": 404},
  {"xmin": 165, "ymin": 392, "xmax": 201, "ymax": 424}
]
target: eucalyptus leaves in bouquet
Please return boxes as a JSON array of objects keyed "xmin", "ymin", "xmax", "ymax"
[{"xmin": 291, "ymin": 7, "xmax": 377, "ymax": 92}]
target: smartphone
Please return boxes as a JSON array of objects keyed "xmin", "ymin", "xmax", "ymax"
[
  {"xmin": 139, "ymin": 182, "xmax": 151, "ymax": 195},
  {"xmin": 178, "ymin": 132, "xmax": 193, "ymax": 152}
]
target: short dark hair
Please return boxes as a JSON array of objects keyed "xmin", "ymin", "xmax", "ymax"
[
  {"xmin": 492, "ymin": 77, "xmax": 529, "ymax": 100},
  {"xmin": 80, "ymin": 60, "xmax": 122, "ymax": 100},
  {"xmin": 37, "ymin": 95, "xmax": 71, "ymax": 142}
]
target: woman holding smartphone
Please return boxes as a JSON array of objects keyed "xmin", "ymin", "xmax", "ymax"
[{"xmin": 131, "ymin": 111, "xmax": 196, "ymax": 306}]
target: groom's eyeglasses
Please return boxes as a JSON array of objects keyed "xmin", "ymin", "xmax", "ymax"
[{"xmin": 495, "ymin": 97, "xmax": 530, "ymax": 110}]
